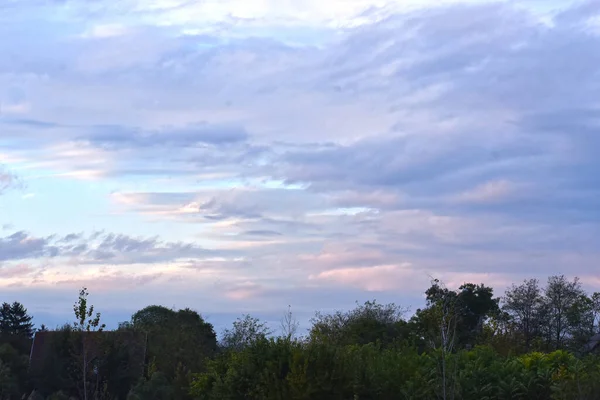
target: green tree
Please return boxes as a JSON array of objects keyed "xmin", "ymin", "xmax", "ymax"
[
  {"xmin": 566, "ymin": 294, "xmax": 596, "ymax": 347},
  {"xmin": 221, "ymin": 314, "xmax": 272, "ymax": 351},
  {"xmin": 0, "ymin": 343, "xmax": 29, "ymax": 399},
  {"xmin": 128, "ymin": 372, "xmax": 174, "ymax": 400},
  {"xmin": 542, "ymin": 275, "xmax": 585, "ymax": 349},
  {"xmin": 456, "ymin": 283, "xmax": 500, "ymax": 345},
  {"xmin": 73, "ymin": 287, "xmax": 106, "ymax": 400},
  {"xmin": 310, "ymin": 300, "xmax": 408, "ymax": 347},
  {"xmin": 131, "ymin": 305, "xmax": 218, "ymax": 398},
  {"xmin": 0, "ymin": 302, "xmax": 34, "ymax": 338},
  {"xmin": 503, "ymin": 279, "xmax": 544, "ymax": 351}
]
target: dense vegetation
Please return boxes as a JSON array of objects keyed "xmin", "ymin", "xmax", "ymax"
[{"xmin": 1, "ymin": 275, "xmax": 600, "ymax": 399}]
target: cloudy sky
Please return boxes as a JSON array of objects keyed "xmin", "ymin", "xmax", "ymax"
[{"xmin": 1, "ymin": 0, "xmax": 599, "ymax": 332}]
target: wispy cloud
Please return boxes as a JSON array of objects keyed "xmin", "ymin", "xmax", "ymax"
[
  {"xmin": 0, "ymin": 230, "xmax": 230, "ymax": 264},
  {"xmin": 0, "ymin": 0, "xmax": 598, "ymax": 327}
]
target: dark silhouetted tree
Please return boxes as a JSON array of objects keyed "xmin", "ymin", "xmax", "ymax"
[{"xmin": 0, "ymin": 302, "xmax": 34, "ymax": 339}]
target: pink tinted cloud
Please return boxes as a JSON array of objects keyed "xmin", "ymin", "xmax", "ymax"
[
  {"xmin": 51, "ymin": 272, "xmax": 164, "ymax": 292},
  {"xmin": 298, "ymin": 243, "xmax": 390, "ymax": 270},
  {"xmin": 224, "ymin": 281, "xmax": 265, "ymax": 300},
  {"xmin": 309, "ymin": 263, "xmax": 423, "ymax": 292},
  {"xmin": 0, "ymin": 263, "xmax": 35, "ymax": 279}
]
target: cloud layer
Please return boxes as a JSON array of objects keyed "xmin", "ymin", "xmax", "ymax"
[{"xmin": 0, "ymin": 0, "xmax": 599, "ymax": 330}]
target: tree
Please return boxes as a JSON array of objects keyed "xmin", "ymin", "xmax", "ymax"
[
  {"xmin": 127, "ymin": 372, "xmax": 174, "ymax": 400},
  {"xmin": 0, "ymin": 302, "xmax": 34, "ymax": 338},
  {"xmin": 412, "ymin": 280, "xmax": 499, "ymax": 400},
  {"xmin": 221, "ymin": 314, "xmax": 272, "ymax": 351},
  {"xmin": 423, "ymin": 279, "xmax": 459, "ymax": 400},
  {"xmin": 566, "ymin": 294, "xmax": 596, "ymax": 346},
  {"xmin": 0, "ymin": 343, "xmax": 30, "ymax": 397},
  {"xmin": 455, "ymin": 283, "xmax": 500, "ymax": 345},
  {"xmin": 418, "ymin": 281, "xmax": 499, "ymax": 350},
  {"xmin": 131, "ymin": 305, "xmax": 218, "ymax": 399},
  {"xmin": 310, "ymin": 300, "xmax": 408, "ymax": 347},
  {"xmin": 73, "ymin": 287, "xmax": 106, "ymax": 400},
  {"xmin": 543, "ymin": 275, "xmax": 585, "ymax": 349},
  {"xmin": 503, "ymin": 279, "xmax": 544, "ymax": 351},
  {"xmin": 280, "ymin": 305, "xmax": 299, "ymax": 340}
]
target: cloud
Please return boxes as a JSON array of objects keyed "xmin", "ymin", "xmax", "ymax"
[
  {"xmin": 51, "ymin": 271, "xmax": 166, "ymax": 291},
  {"xmin": 82, "ymin": 123, "xmax": 250, "ymax": 149},
  {"xmin": 309, "ymin": 264, "xmax": 418, "ymax": 291},
  {"xmin": 0, "ymin": 230, "xmax": 229, "ymax": 265},
  {"xmin": 0, "ymin": 232, "xmax": 59, "ymax": 262},
  {"xmin": 1, "ymin": 0, "xmax": 600, "ymax": 327},
  {"xmin": 0, "ymin": 263, "xmax": 36, "ymax": 279},
  {"xmin": 223, "ymin": 281, "xmax": 266, "ymax": 300}
]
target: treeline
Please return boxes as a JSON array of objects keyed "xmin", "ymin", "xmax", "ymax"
[{"xmin": 0, "ymin": 275, "xmax": 599, "ymax": 399}]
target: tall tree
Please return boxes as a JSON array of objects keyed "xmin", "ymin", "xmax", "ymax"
[
  {"xmin": 456, "ymin": 283, "xmax": 500, "ymax": 345},
  {"xmin": 0, "ymin": 304, "xmax": 10, "ymax": 334},
  {"xmin": 423, "ymin": 279, "xmax": 460, "ymax": 400},
  {"xmin": 503, "ymin": 279, "xmax": 543, "ymax": 351},
  {"xmin": 420, "ymin": 281, "xmax": 499, "ymax": 348},
  {"xmin": 131, "ymin": 305, "xmax": 218, "ymax": 398},
  {"xmin": 73, "ymin": 287, "xmax": 106, "ymax": 400},
  {"xmin": 543, "ymin": 275, "xmax": 585, "ymax": 349},
  {"xmin": 566, "ymin": 294, "xmax": 596, "ymax": 346},
  {"xmin": 280, "ymin": 305, "xmax": 299, "ymax": 340}
]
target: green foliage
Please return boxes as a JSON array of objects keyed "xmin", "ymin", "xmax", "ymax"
[
  {"xmin": 73, "ymin": 287, "xmax": 105, "ymax": 333},
  {"xmin": 0, "ymin": 302, "xmax": 34, "ymax": 339},
  {"xmin": 221, "ymin": 314, "xmax": 273, "ymax": 351},
  {"xmin": 131, "ymin": 305, "xmax": 218, "ymax": 399},
  {"xmin": 127, "ymin": 372, "xmax": 174, "ymax": 400},
  {"xmin": 0, "ymin": 359, "xmax": 19, "ymax": 399},
  {"xmin": 72, "ymin": 287, "xmax": 107, "ymax": 400},
  {"xmin": 5, "ymin": 275, "xmax": 600, "ymax": 399},
  {"xmin": 191, "ymin": 339, "xmax": 600, "ymax": 400},
  {"xmin": 309, "ymin": 300, "xmax": 409, "ymax": 347},
  {"xmin": 0, "ymin": 343, "xmax": 29, "ymax": 398}
]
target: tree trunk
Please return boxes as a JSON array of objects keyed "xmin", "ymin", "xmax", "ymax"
[{"xmin": 83, "ymin": 337, "xmax": 88, "ymax": 400}]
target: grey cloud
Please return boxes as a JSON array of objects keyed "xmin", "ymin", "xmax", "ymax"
[
  {"xmin": 1, "ymin": 0, "xmax": 600, "ymax": 325},
  {"xmin": 59, "ymin": 233, "xmax": 84, "ymax": 243},
  {"xmin": 88, "ymin": 233, "xmax": 221, "ymax": 264},
  {"xmin": 242, "ymin": 230, "xmax": 282, "ymax": 237},
  {"xmin": 2, "ymin": 118, "xmax": 64, "ymax": 129},
  {"xmin": 83, "ymin": 123, "xmax": 249, "ymax": 149},
  {"xmin": 0, "ymin": 232, "xmax": 59, "ymax": 261},
  {"xmin": 0, "ymin": 230, "xmax": 230, "ymax": 265},
  {"xmin": 256, "ymin": 3, "xmax": 600, "ymax": 225},
  {"xmin": 114, "ymin": 188, "xmax": 329, "ymax": 224}
]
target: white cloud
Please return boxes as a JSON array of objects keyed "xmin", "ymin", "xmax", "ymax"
[
  {"xmin": 309, "ymin": 263, "xmax": 420, "ymax": 291},
  {"xmin": 81, "ymin": 24, "xmax": 133, "ymax": 38},
  {"xmin": 1, "ymin": 0, "xmax": 599, "ymax": 327}
]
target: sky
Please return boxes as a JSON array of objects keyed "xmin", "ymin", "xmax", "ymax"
[{"xmin": 0, "ymin": 0, "xmax": 599, "ymax": 334}]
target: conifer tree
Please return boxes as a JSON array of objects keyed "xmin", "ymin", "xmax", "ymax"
[{"xmin": 0, "ymin": 302, "xmax": 34, "ymax": 338}]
